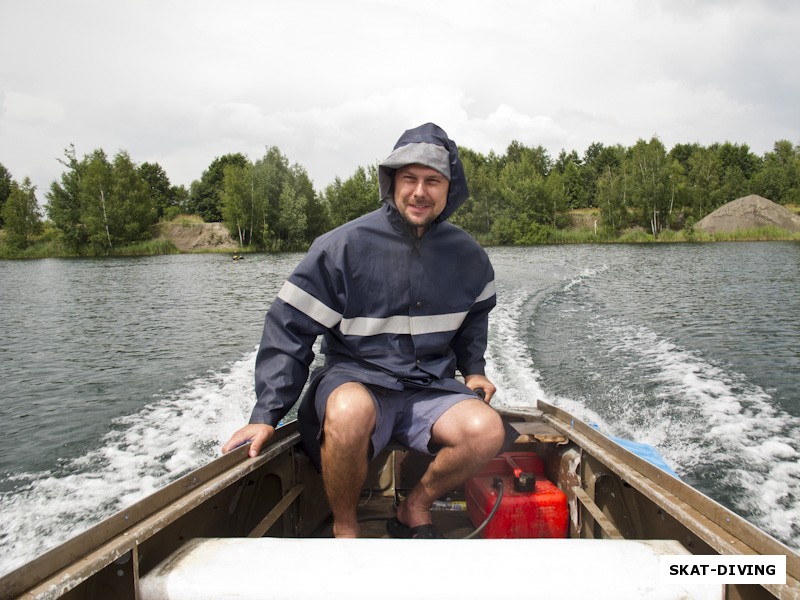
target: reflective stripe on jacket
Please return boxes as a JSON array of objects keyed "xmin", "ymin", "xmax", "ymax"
[{"xmin": 249, "ymin": 204, "xmax": 495, "ymax": 427}]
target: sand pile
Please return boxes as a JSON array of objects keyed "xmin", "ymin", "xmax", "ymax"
[
  {"xmin": 155, "ymin": 222, "xmax": 238, "ymax": 251},
  {"xmin": 695, "ymin": 195, "xmax": 800, "ymax": 234}
]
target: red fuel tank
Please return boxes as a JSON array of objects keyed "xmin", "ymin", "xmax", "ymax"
[{"xmin": 465, "ymin": 452, "xmax": 568, "ymax": 539}]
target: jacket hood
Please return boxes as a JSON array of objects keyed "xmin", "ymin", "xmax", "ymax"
[{"xmin": 378, "ymin": 123, "xmax": 468, "ymax": 223}]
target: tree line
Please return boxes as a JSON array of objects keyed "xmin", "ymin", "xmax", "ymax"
[
  {"xmin": 2, "ymin": 136, "xmax": 799, "ymax": 254},
  {"xmin": 452, "ymin": 138, "xmax": 800, "ymax": 242},
  {"xmin": 1, "ymin": 146, "xmax": 188, "ymax": 255}
]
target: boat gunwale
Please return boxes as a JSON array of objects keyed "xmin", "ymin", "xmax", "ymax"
[
  {"xmin": 535, "ymin": 400, "xmax": 800, "ymax": 598},
  {"xmin": 0, "ymin": 424, "xmax": 301, "ymax": 600},
  {"xmin": 4, "ymin": 404, "xmax": 799, "ymax": 599}
]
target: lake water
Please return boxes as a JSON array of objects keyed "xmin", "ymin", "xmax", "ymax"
[{"xmin": 0, "ymin": 242, "xmax": 798, "ymax": 573}]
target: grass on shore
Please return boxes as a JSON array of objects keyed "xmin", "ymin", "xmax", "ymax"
[
  {"xmin": 0, "ymin": 227, "xmax": 180, "ymax": 259},
  {"xmin": 527, "ymin": 225, "xmax": 800, "ymax": 245}
]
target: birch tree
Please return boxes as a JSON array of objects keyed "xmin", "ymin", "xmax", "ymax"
[{"xmin": 222, "ymin": 163, "xmax": 253, "ymax": 246}]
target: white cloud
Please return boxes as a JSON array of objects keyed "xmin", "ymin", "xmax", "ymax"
[
  {"xmin": 1, "ymin": 0, "xmax": 798, "ymax": 201},
  {"xmin": 2, "ymin": 91, "xmax": 65, "ymax": 125}
]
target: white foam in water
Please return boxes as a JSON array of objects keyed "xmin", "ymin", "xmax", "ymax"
[
  {"xmin": 488, "ymin": 266, "xmax": 799, "ymax": 551},
  {"xmin": 562, "ymin": 265, "xmax": 609, "ymax": 292},
  {"xmin": 592, "ymin": 318, "xmax": 800, "ymax": 549},
  {"xmin": 0, "ymin": 349, "xmax": 259, "ymax": 576},
  {"xmin": 484, "ymin": 285, "xmax": 546, "ymax": 409},
  {"xmin": 487, "ymin": 268, "xmax": 618, "ymax": 422}
]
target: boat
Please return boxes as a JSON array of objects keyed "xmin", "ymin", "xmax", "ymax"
[{"xmin": 2, "ymin": 400, "xmax": 797, "ymax": 599}]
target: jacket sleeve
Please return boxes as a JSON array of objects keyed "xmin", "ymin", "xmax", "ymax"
[
  {"xmin": 248, "ymin": 246, "xmax": 345, "ymax": 427},
  {"xmin": 452, "ymin": 267, "xmax": 496, "ymax": 377}
]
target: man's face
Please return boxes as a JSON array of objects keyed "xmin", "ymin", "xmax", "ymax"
[{"xmin": 393, "ymin": 164, "xmax": 449, "ymax": 236}]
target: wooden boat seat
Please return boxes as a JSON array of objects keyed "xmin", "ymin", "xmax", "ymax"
[
  {"xmin": 382, "ymin": 420, "xmax": 566, "ymax": 452},
  {"xmin": 507, "ymin": 420, "xmax": 568, "ymax": 444},
  {"xmin": 139, "ymin": 537, "xmax": 722, "ymax": 600}
]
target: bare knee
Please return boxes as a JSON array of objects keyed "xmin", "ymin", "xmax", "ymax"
[
  {"xmin": 323, "ymin": 383, "xmax": 376, "ymax": 446},
  {"xmin": 466, "ymin": 410, "xmax": 505, "ymax": 458},
  {"xmin": 434, "ymin": 400, "xmax": 506, "ymax": 458}
]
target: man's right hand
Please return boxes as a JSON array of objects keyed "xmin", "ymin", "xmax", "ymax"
[{"xmin": 221, "ymin": 424, "xmax": 275, "ymax": 458}]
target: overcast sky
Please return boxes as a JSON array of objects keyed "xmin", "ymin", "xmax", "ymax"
[{"xmin": 2, "ymin": 0, "xmax": 799, "ymax": 200}]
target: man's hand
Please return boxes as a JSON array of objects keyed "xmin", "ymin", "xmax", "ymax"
[
  {"xmin": 464, "ymin": 374, "xmax": 497, "ymax": 403},
  {"xmin": 221, "ymin": 423, "xmax": 276, "ymax": 458}
]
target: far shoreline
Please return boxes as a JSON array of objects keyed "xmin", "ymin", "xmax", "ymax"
[{"xmin": 2, "ymin": 223, "xmax": 798, "ymax": 261}]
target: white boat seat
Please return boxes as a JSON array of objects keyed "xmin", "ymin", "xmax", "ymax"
[{"xmin": 139, "ymin": 537, "xmax": 722, "ymax": 600}]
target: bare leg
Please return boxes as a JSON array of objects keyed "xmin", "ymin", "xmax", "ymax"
[
  {"xmin": 320, "ymin": 382, "xmax": 376, "ymax": 538},
  {"xmin": 396, "ymin": 399, "xmax": 505, "ymax": 528}
]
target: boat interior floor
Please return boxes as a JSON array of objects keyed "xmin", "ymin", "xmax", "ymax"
[
  {"xmin": 311, "ymin": 493, "xmax": 477, "ymax": 539},
  {"xmin": 309, "ymin": 434, "xmax": 562, "ymax": 539}
]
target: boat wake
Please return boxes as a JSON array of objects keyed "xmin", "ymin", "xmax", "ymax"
[
  {"xmin": 506, "ymin": 264, "xmax": 800, "ymax": 551},
  {"xmin": 0, "ymin": 351, "xmax": 259, "ymax": 576},
  {"xmin": 485, "ymin": 283, "xmax": 546, "ymax": 410},
  {"xmin": 594, "ymin": 318, "xmax": 800, "ymax": 549}
]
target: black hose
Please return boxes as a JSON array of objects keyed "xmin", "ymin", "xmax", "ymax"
[{"xmin": 463, "ymin": 477, "xmax": 504, "ymax": 539}]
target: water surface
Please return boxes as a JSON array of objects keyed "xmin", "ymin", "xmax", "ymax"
[{"xmin": 0, "ymin": 242, "xmax": 797, "ymax": 572}]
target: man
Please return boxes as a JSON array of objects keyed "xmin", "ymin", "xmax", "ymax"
[{"xmin": 222, "ymin": 123, "xmax": 512, "ymax": 538}]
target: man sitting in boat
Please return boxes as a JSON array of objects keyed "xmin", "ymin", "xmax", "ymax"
[{"xmin": 222, "ymin": 123, "xmax": 515, "ymax": 538}]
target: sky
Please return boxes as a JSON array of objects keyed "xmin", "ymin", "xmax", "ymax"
[{"xmin": 2, "ymin": 0, "xmax": 799, "ymax": 201}]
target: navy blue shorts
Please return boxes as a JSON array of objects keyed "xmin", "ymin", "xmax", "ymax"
[{"xmin": 297, "ymin": 367, "xmax": 481, "ymax": 470}]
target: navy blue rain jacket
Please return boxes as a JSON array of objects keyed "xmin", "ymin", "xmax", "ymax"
[{"xmin": 249, "ymin": 123, "xmax": 496, "ymax": 427}]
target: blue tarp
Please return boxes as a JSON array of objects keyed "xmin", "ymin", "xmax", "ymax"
[
  {"xmin": 589, "ymin": 424, "xmax": 679, "ymax": 478},
  {"xmin": 608, "ymin": 435, "xmax": 679, "ymax": 478}
]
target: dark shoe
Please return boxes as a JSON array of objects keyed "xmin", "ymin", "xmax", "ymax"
[{"xmin": 386, "ymin": 517, "xmax": 445, "ymax": 539}]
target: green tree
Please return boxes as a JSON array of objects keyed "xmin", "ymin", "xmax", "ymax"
[
  {"xmin": 277, "ymin": 171, "xmax": 308, "ymax": 249},
  {"xmin": 47, "ymin": 147, "xmax": 156, "ymax": 253},
  {"xmin": 189, "ymin": 153, "xmax": 248, "ymax": 221},
  {"xmin": 219, "ymin": 147, "xmax": 322, "ymax": 250},
  {"xmin": 111, "ymin": 151, "xmax": 155, "ymax": 243},
  {"xmin": 554, "ymin": 149, "xmax": 580, "ymax": 173},
  {"xmin": 594, "ymin": 145, "xmax": 630, "ymax": 232},
  {"xmin": 450, "ymin": 148, "xmax": 501, "ymax": 237},
  {"xmin": 627, "ymin": 137, "xmax": 672, "ymax": 233},
  {"xmin": 221, "ymin": 162, "xmax": 254, "ymax": 246},
  {"xmin": 80, "ymin": 150, "xmax": 116, "ymax": 251},
  {"xmin": 502, "ymin": 141, "xmax": 551, "ymax": 176},
  {"xmin": 753, "ymin": 140, "xmax": 800, "ymax": 204},
  {"xmin": 584, "ymin": 142, "xmax": 624, "ymax": 210},
  {"xmin": 0, "ymin": 163, "xmax": 12, "ymax": 229},
  {"xmin": 596, "ymin": 162, "xmax": 628, "ymax": 232},
  {"xmin": 2, "ymin": 177, "xmax": 42, "ymax": 249},
  {"xmin": 168, "ymin": 184, "xmax": 190, "ymax": 219},
  {"xmin": 325, "ymin": 165, "xmax": 379, "ymax": 229},
  {"xmin": 139, "ymin": 162, "xmax": 177, "ymax": 220},
  {"xmin": 714, "ymin": 142, "xmax": 760, "ymax": 180},
  {"xmin": 719, "ymin": 166, "xmax": 749, "ymax": 205},
  {"xmin": 304, "ymin": 191, "xmax": 332, "ymax": 243},
  {"xmin": 46, "ymin": 145, "xmax": 87, "ymax": 253},
  {"xmin": 491, "ymin": 152, "xmax": 566, "ymax": 244},
  {"xmin": 543, "ymin": 170, "xmax": 572, "ymax": 228},
  {"xmin": 686, "ymin": 147, "xmax": 723, "ymax": 218},
  {"xmin": 252, "ymin": 147, "xmax": 290, "ymax": 247},
  {"xmin": 290, "ymin": 164, "xmax": 329, "ymax": 243},
  {"xmin": 668, "ymin": 143, "xmax": 702, "ymax": 174},
  {"xmin": 560, "ymin": 159, "xmax": 589, "ymax": 209}
]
